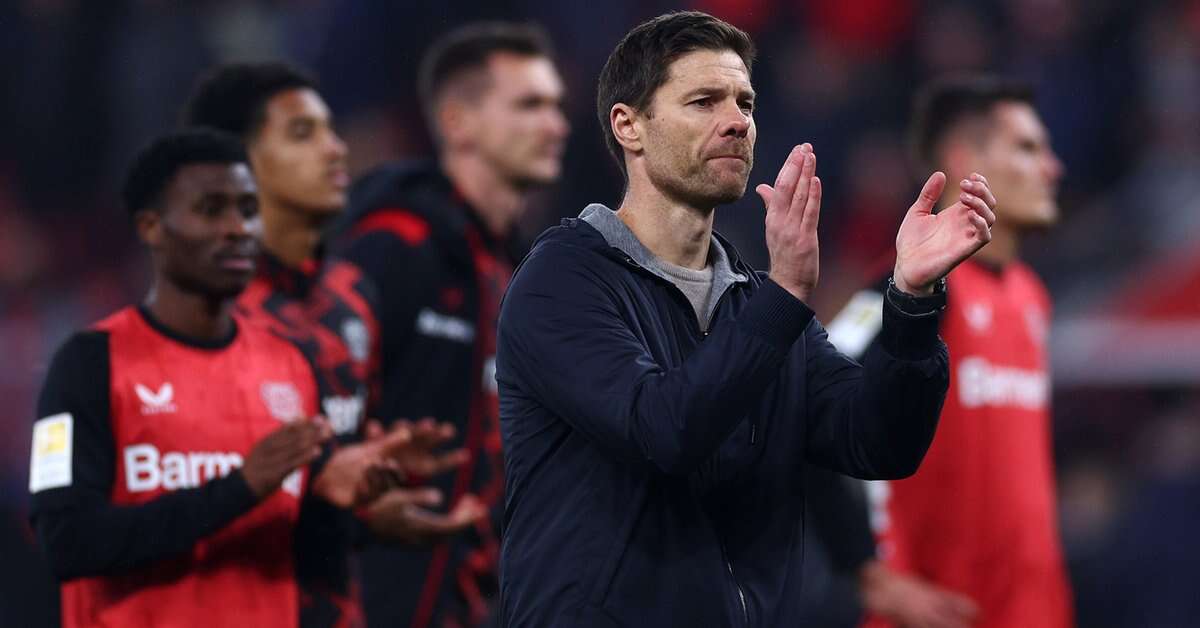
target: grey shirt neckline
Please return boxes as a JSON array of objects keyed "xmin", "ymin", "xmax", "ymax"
[{"xmin": 579, "ymin": 203, "xmax": 748, "ymax": 330}]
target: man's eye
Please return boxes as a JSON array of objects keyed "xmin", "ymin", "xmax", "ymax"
[{"xmin": 239, "ymin": 197, "xmax": 259, "ymax": 218}]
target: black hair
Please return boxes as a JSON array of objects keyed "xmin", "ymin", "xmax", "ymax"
[
  {"xmin": 909, "ymin": 75, "xmax": 1035, "ymax": 171},
  {"xmin": 184, "ymin": 62, "xmax": 317, "ymax": 139},
  {"xmin": 597, "ymin": 11, "xmax": 755, "ymax": 178},
  {"xmin": 418, "ymin": 21, "xmax": 555, "ymax": 138},
  {"xmin": 122, "ymin": 128, "xmax": 247, "ymax": 216}
]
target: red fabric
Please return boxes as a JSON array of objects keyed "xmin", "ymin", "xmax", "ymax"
[
  {"xmin": 864, "ymin": 260, "xmax": 1073, "ymax": 628},
  {"xmin": 60, "ymin": 307, "xmax": 318, "ymax": 628},
  {"xmin": 353, "ymin": 209, "xmax": 431, "ymax": 246},
  {"xmin": 806, "ymin": 0, "xmax": 915, "ymax": 57}
]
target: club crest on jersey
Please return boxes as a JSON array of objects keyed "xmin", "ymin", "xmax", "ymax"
[
  {"xmin": 135, "ymin": 383, "xmax": 177, "ymax": 414},
  {"xmin": 260, "ymin": 382, "xmax": 303, "ymax": 422},
  {"xmin": 341, "ymin": 318, "xmax": 371, "ymax": 364},
  {"xmin": 322, "ymin": 394, "xmax": 364, "ymax": 436}
]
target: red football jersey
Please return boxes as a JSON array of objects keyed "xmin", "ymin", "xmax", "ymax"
[
  {"xmin": 59, "ymin": 307, "xmax": 318, "ymax": 628},
  {"xmin": 865, "ymin": 260, "xmax": 1073, "ymax": 628}
]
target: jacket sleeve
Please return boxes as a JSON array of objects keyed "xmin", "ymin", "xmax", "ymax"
[
  {"xmin": 497, "ymin": 242, "xmax": 812, "ymax": 476},
  {"xmin": 30, "ymin": 332, "xmax": 259, "ymax": 581},
  {"xmin": 802, "ymin": 291, "xmax": 949, "ymax": 480}
]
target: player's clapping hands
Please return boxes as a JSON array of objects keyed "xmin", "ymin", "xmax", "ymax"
[
  {"xmin": 243, "ymin": 416, "xmax": 333, "ymax": 499},
  {"xmin": 312, "ymin": 416, "xmax": 469, "ymax": 508}
]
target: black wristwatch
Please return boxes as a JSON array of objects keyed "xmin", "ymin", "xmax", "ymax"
[{"xmin": 886, "ymin": 276, "xmax": 947, "ymax": 316}]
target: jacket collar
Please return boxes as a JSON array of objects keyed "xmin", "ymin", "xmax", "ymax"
[
  {"xmin": 255, "ymin": 247, "xmax": 321, "ymax": 298},
  {"xmin": 578, "ymin": 203, "xmax": 748, "ymax": 290}
]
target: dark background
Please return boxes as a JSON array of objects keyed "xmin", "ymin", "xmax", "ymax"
[{"xmin": 2, "ymin": 1, "xmax": 1198, "ymax": 625}]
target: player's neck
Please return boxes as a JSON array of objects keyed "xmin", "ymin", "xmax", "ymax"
[
  {"xmin": 143, "ymin": 281, "xmax": 236, "ymax": 342},
  {"xmin": 259, "ymin": 201, "xmax": 327, "ymax": 268},
  {"xmin": 973, "ymin": 221, "xmax": 1019, "ymax": 267},
  {"xmin": 615, "ymin": 175, "xmax": 713, "ymax": 270},
  {"xmin": 442, "ymin": 154, "xmax": 525, "ymax": 240}
]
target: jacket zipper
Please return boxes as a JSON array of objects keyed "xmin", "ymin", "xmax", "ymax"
[
  {"xmin": 625, "ymin": 251, "xmax": 753, "ymax": 623},
  {"xmin": 720, "ymin": 539, "xmax": 749, "ymax": 625}
]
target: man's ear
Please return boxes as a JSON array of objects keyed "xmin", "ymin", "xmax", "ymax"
[
  {"xmin": 134, "ymin": 209, "xmax": 163, "ymax": 248},
  {"xmin": 610, "ymin": 103, "xmax": 644, "ymax": 155},
  {"xmin": 941, "ymin": 140, "xmax": 980, "ymax": 188},
  {"xmin": 438, "ymin": 99, "xmax": 479, "ymax": 150}
]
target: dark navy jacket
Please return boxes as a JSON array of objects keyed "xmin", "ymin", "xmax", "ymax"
[{"xmin": 496, "ymin": 207, "xmax": 949, "ymax": 627}]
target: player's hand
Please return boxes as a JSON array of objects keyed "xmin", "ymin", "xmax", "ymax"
[
  {"xmin": 312, "ymin": 420, "xmax": 416, "ymax": 508},
  {"xmin": 380, "ymin": 417, "xmax": 470, "ymax": 479},
  {"xmin": 243, "ymin": 416, "xmax": 331, "ymax": 499},
  {"xmin": 364, "ymin": 490, "xmax": 488, "ymax": 545},
  {"xmin": 756, "ymin": 143, "xmax": 822, "ymax": 303},
  {"xmin": 893, "ymin": 172, "xmax": 996, "ymax": 295},
  {"xmin": 860, "ymin": 560, "xmax": 979, "ymax": 628},
  {"xmin": 312, "ymin": 418, "xmax": 469, "ymax": 508}
]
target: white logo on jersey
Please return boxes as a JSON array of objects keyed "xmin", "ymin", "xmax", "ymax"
[
  {"xmin": 963, "ymin": 302, "xmax": 992, "ymax": 333},
  {"xmin": 341, "ymin": 318, "xmax": 371, "ymax": 364},
  {"xmin": 123, "ymin": 443, "xmax": 303, "ymax": 497},
  {"xmin": 482, "ymin": 356, "xmax": 498, "ymax": 394},
  {"xmin": 958, "ymin": 357, "xmax": 1048, "ymax": 410},
  {"xmin": 124, "ymin": 444, "xmax": 243, "ymax": 492},
  {"xmin": 135, "ymin": 383, "xmax": 177, "ymax": 414},
  {"xmin": 281, "ymin": 469, "xmax": 303, "ymax": 498},
  {"xmin": 30, "ymin": 413, "xmax": 73, "ymax": 492},
  {"xmin": 260, "ymin": 382, "xmax": 303, "ymax": 421},
  {"xmin": 416, "ymin": 308, "xmax": 475, "ymax": 343},
  {"xmin": 826, "ymin": 290, "xmax": 885, "ymax": 360},
  {"xmin": 322, "ymin": 394, "xmax": 364, "ymax": 436}
]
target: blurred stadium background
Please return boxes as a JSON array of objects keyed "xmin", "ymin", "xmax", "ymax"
[{"xmin": 2, "ymin": 1, "xmax": 1198, "ymax": 625}]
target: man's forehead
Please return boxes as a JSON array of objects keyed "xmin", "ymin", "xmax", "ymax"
[
  {"xmin": 665, "ymin": 49, "xmax": 750, "ymax": 89},
  {"xmin": 486, "ymin": 53, "xmax": 562, "ymax": 93},
  {"xmin": 266, "ymin": 87, "xmax": 329, "ymax": 121},
  {"xmin": 994, "ymin": 102, "xmax": 1047, "ymax": 139},
  {"xmin": 171, "ymin": 162, "xmax": 256, "ymax": 196}
]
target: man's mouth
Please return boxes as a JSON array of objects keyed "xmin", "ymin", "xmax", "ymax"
[
  {"xmin": 215, "ymin": 252, "xmax": 255, "ymax": 272},
  {"xmin": 328, "ymin": 168, "xmax": 350, "ymax": 189}
]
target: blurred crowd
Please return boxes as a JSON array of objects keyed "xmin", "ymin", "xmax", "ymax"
[{"xmin": 2, "ymin": 0, "xmax": 1198, "ymax": 625}]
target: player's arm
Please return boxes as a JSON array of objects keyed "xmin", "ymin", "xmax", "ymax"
[
  {"xmin": 30, "ymin": 332, "xmax": 326, "ymax": 581},
  {"xmin": 498, "ymin": 242, "xmax": 811, "ymax": 476}
]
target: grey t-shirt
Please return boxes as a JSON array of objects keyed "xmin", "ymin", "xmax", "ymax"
[
  {"xmin": 579, "ymin": 204, "xmax": 747, "ymax": 332},
  {"xmin": 656, "ymin": 257, "xmax": 716, "ymax": 331}
]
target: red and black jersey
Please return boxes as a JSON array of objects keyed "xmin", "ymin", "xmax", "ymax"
[
  {"xmin": 330, "ymin": 161, "xmax": 514, "ymax": 628},
  {"xmin": 29, "ymin": 306, "xmax": 318, "ymax": 628},
  {"xmin": 831, "ymin": 260, "xmax": 1073, "ymax": 628},
  {"xmin": 239, "ymin": 250, "xmax": 380, "ymax": 440},
  {"xmin": 237, "ymin": 250, "xmax": 381, "ymax": 628}
]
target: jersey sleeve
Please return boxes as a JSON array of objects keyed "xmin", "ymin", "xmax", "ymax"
[
  {"xmin": 332, "ymin": 210, "xmax": 438, "ymax": 422},
  {"xmin": 30, "ymin": 331, "xmax": 260, "ymax": 581}
]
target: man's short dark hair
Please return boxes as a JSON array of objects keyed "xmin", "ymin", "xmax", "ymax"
[
  {"xmin": 184, "ymin": 62, "xmax": 317, "ymax": 139},
  {"xmin": 597, "ymin": 11, "xmax": 756, "ymax": 178},
  {"xmin": 909, "ymin": 75, "xmax": 1035, "ymax": 172},
  {"xmin": 418, "ymin": 21, "xmax": 555, "ymax": 139},
  {"xmin": 123, "ymin": 128, "xmax": 247, "ymax": 216}
]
